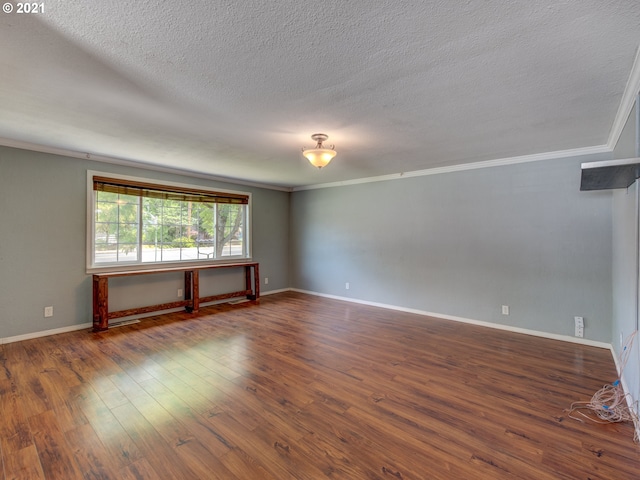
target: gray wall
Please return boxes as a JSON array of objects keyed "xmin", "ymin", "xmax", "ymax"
[
  {"xmin": 0, "ymin": 146, "xmax": 290, "ymax": 338},
  {"xmin": 611, "ymin": 98, "xmax": 639, "ymax": 420},
  {"xmin": 291, "ymin": 154, "xmax": 614, "ymax": 341}
]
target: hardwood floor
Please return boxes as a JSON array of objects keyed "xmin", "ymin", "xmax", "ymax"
[{"xmin": 0, "ymin": 291, "xmax": 638, "ymax": 479}]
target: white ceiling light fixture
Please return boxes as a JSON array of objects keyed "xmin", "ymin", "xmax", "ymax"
[{"xmin": 302, "ymin": 133, "xmax": 337, "ymax": 169}]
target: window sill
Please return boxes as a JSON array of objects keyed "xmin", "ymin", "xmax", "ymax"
[{"xmin": 87, "ymin": 257, "xmax": 253, "ymax": 275}]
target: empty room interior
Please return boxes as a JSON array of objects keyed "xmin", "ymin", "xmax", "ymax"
[{"xmin": 1, "ymin": 2, "xmax": 640, "ymax": 479}]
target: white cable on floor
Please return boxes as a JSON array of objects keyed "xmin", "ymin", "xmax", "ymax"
[{"xmin": 567, "ymin": 331, "xmax": 639, "ymax": 443}]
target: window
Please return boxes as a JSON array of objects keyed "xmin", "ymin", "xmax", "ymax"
[{"xmin": 88, "ymin": 173, "xmax": 250, "ymax": 269}]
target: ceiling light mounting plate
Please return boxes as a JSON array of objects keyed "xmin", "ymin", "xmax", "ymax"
[{"xmin": 310, "ymin": 133, "xmax": 329, "ymax": 145}]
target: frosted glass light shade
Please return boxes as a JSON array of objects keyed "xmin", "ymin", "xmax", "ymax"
[
  {"xmin": 303, "ymin": 148, "xmax": 337, "ymax": 168},
  {"xmin": 302, "ymin": 133, "xmax": 337, "ymax": 169}
]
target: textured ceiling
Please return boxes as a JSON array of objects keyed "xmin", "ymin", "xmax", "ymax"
[{"xmin": 1, "ymin": 1, "xmax": 639, "ymax": 189}]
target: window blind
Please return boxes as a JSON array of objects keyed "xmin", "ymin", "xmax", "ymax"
[{"xmin": 93, "ymin": 176, "xmax": 249, "ymax": 205}]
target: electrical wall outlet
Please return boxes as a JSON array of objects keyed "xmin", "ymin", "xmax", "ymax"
[
  {"xmin": 177, "ymin": 288, "xmax": 183, "ymax": 297},
  {"xmin": 44, "ymin": 306, "xmax": 53, "ymax": 317},
  {"xmin": 501, "ymin": 305, "xmax": 509, "ymax": 315},
  {"xmin": 345, "ymin": 282, "xmax": 350, "ymax": 290},
  {"xmin": 574, "ymin": 316, "xmax": 584, "ymax": 337},
  {"xmin": 265, "ymin": 277, "xmax": 269, "ymax": 285}
]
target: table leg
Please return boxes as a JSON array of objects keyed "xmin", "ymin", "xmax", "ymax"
[
  {"xmin": 93, "ymin": 276, "xmax": 109, "ymax": 331},
  {"xmin": 246, "ymin": 264, "xmax": 259, "ymax": 301},
  {"xmin": 184, "ymin": 270, "xmax": 194, "ymax": 312},
  {"xmin": 192, "ymin": 270, "xmax": 200, "ymax": 313}
]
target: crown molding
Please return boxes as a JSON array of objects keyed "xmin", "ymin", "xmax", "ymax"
[
  {"xmin": 293, "ymin": 144, "xmax": 611, "ymax": 192},
  {"xmin": 607, "ymin": 46, "xmax": 640, "ymax": 151},
  {"xmin": 0, "ymin": 137, "xmax": 293, "ymax": 192},
  {"xmin": 1, "ymin": 134, "xmax": 611, "ymax": 194}
]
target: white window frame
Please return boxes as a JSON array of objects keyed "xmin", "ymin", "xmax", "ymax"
[{"xmin": 86, "ymin": 171, "xmax": 252, "ymax": 273}]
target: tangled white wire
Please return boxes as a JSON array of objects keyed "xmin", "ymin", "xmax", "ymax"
[{"xmin": 567, "ymin": 331, "xmax": 639, "ymax": 443}]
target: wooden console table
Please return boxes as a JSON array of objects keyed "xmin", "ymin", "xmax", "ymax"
[{"xmin": 92, "ymin": 262, "xmax": 259, "ymax": 331}]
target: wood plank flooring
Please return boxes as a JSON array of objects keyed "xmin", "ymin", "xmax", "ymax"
[{"xmin": 0, "ymin": 291, "xmax": 638, "ymax": 479}]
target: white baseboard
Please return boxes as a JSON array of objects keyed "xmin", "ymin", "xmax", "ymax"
[
  {"xmin": 262, "ymin": 288, "xmax": 291, "ymax": 296},
  {"xmin": 0, "ymin": 322, "xmax": 93, "ymax": 345},
  {"xmin": 291, "ymin": 288, "xmax": 611, "ymax": 349},
  {"xmin": 0, "ymin": 289, "xmax": 613, "ymax": 351},
  {"xmin": 0, "ymin": 289, "xmax": 291, "ymax": 345},
  {"xmin": 90, "ymin": 287, "xmax": 610, "ymax": 351}
]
